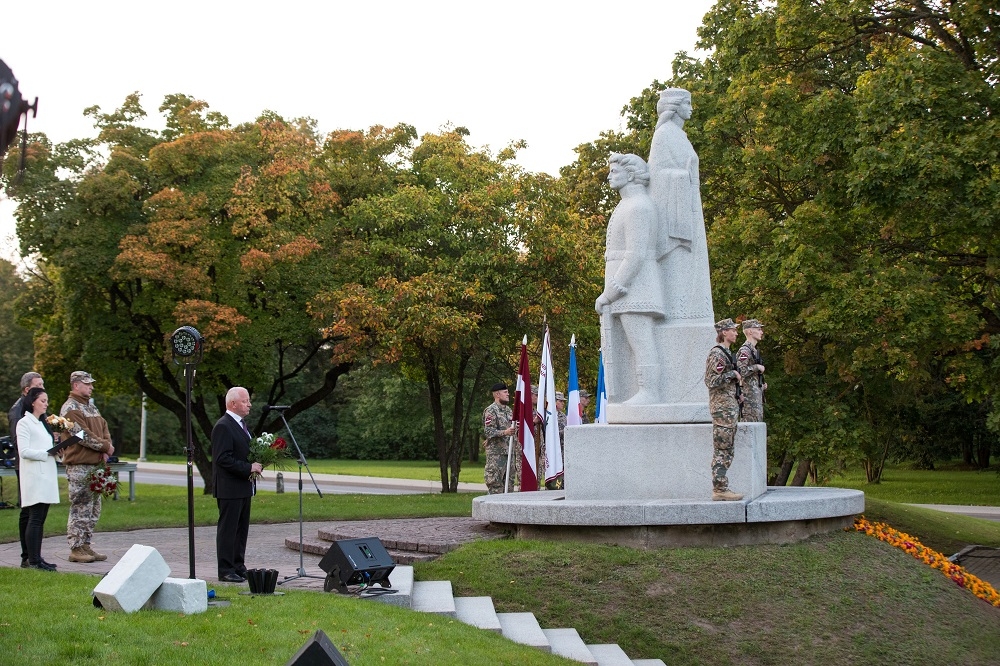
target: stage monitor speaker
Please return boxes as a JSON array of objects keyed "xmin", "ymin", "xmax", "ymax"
[
  {"xmin": 319, "ymin": 537, "xmax": 395, "ymax": 593},
  {"xmin": 285, "ymin": 629, "xmax": 350, "ymax": 666}
]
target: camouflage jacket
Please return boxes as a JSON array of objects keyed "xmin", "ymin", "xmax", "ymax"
[
  {"xmin": 483, "ymin": 402, "xmax": 513, "ymax": 451},
  {"xmin": 736, "ymin": 342, "xmax": 764, "ymax": 388},
  {"xmin": 705, "ymin": 345, "xmax": 740, "ymax": 425}
]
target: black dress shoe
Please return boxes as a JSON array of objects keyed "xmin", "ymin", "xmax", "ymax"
[
  {"xmin": 236, "ymin": 568, "xmax": 248, "ymax": 578},
  {"xmin": 27, "ymin": 562, "xmax": 56, "ymax": 571},
  {"xmin": 20, "ymin": 559, "xmax": 28, "ymax": 569},
  {"xmin": 40, "ymin": 559, "xmax": 57, "ymax": 570},
  {"xmin": 219, "ymin": 573, "xmax": 245, "ymax": 583}
]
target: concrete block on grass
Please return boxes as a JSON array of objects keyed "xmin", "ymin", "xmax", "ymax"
[
  {"xmin": 150, "ymin": 577, "xmax": 208, "ymax": 614},
  {"xmin": 93, "ymin": 544, "xmax": 170, "ymax": 613}
]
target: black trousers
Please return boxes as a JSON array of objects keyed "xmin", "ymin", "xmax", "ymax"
[
  {"xmin": 16, "ymin": 469, "xmax": 29, "ymax": 561},
  {"xmin": 24, "ymin": 502, "xmax": 50, "ymax": 565},
  {"xmin": 216, "ymin": 496, "xmax": 251, "ymax": 577}
]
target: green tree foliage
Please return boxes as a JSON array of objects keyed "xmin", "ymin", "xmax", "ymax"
[
  {"xmin": 590, "ymin": 0, "xmax": 1000, "ymax": 480},
  {"xmin": 313, "ymin": 128, "xmax": 600, "ymax": 491},
  {"xmin": 5, "ymin": 94, "xmax": 419, "ymax": 490},
  {"xmin": 0, "ymin": 259, "xmax": 34, "ymax": 426}
]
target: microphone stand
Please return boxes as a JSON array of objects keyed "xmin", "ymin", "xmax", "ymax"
[{"xmin": 270, "ymin": 408, "xmax": 326, "ymax": 585}]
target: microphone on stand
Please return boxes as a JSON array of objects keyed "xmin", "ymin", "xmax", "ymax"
[{"xmin": 266, "ymin": 405, "xmax": 291, "ymax": 411}]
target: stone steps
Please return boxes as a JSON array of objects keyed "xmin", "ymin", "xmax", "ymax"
[
  {"xmin": 290, "ymin": 520, "xmax": 666, "ymax": 663},
  {"xmin": 358, "ymin": 565, "xmax": 665, "ymax": 664}
]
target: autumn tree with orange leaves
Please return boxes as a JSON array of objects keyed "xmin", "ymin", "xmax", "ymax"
[{"xmin": 7, "ymin": 94, "xmax": 417, "ymax": 490}]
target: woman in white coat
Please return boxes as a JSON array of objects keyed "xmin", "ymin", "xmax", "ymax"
[{"xmin": 16, "ymin": 387, "xmax": 60, "ymax": 571}]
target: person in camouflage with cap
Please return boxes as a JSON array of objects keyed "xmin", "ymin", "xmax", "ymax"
[
  {"xmin": 737, "ymin": 319, "xmax": 767, "ymax": 423},
  {"xmin": 483, "ymin": 382, "xmax": 516, "ymax": 494},
  {"xmin": 704, "ymin": 320, "xmax": 744, "ymax": 501},
  {"xmin": 60, "ymin": 371, "xmax": 115, "ymax": 562}
]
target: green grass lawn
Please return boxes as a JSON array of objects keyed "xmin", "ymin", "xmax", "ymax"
[
  {"xmin": 3, "ymin": 462, "xmax": 1000, "ymax": 664},
  {"xmin": 0, "ymin": 482, "xmax": 476, "ymax": 544},
  {"xmin": 825, "ymin": 463, "xmax": 1000, "ymax": 506},
  {"xmin": 0, "ymin": 568, "xmax": 573, "ymax": 666},
  {"xmin": 134, "ymin": 455, "xmax": 487, "ymax": 484}
]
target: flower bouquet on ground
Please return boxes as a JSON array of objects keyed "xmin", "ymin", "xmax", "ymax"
[
  {"xmin": 85, "ymin": 463, "xmax": 118, "ymax": 498},
  {"xmin": 248, "ymin": 432, "xmax": 291, "ymax": 479}
]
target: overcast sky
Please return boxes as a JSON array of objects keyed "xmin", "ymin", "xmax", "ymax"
[{"xmin": 1, "ymin": 0, "xmax": 715, "ymax": 263}]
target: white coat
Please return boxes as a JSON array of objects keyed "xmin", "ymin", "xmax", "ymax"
[{"xmin": 16, "ymin": 412, "xmax": 60, "ymax": 507}]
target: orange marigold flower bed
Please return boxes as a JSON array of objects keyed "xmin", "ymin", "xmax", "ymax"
[{"xmin": 853, "ymin": 517, "xmax": 1000, "ymax": 607}]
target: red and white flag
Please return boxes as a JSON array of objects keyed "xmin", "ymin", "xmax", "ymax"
[
  {"xmin": 537, "ymin": 325, "xmax": 563, "ymax": 486},
  {"xmin": 514, "ymin": 335, "xmax": 537, "ymax": 492}
]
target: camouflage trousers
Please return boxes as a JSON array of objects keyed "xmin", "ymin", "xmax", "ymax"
[
  {"xmin": 484, "ymin": 442, "xmax": 520, "ymax": 494},
  {"xmin": 741, "ymin": 383, "xmax": 764, "ymax": 422},
  {"xmin": 66, "ymin": 464, "xmax": 102, "ymax": 549},
  {"xmin": 711, "ymin": 424, "xmax": 736, "ymax": 492}
]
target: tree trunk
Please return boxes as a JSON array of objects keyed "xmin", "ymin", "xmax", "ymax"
[
  {"xmin": 962, "ymin": 438, "xmax": 974, "ymax": 465},
  {"xmin": 770, "ymin": 454, "xmax": 794, "ymax": 486},
  {"xmin": 790, "ymin": 459, "xmax": 811, "ymax": 486},
  {"xmin": 976, "ymin": 432, "xmax": 991, "ymax": 469}
]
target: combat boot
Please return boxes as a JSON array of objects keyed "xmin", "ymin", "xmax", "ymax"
[
  {"xmin": 83, "ymin": 544, "xmax": 108, "ymax": 561},
  {"xmin": 712, "ymin": 489, "xmax": 744, "ymax": 502},
  {"xmin": 69, "ymin": 547, "xmax": 96, "ymax": 563}
]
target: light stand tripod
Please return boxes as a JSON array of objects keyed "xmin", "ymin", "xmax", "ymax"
[{"xmin": 270, "ymin": 407, "xmax": 325, "ymax": 585}]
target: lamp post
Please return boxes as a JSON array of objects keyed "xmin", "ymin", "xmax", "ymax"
[{"xmin": 170, "ymin": 326, "xmax": 204, "ymax": 579}]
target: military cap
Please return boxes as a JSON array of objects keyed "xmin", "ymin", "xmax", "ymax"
[
  {"xmin": 490, "ymin": 382, "xmax": 508, "ymax": 393},
  {"xmin": 579, "ymin": 390, "xmax": 591, "ymax": 398},
  {"xmin": 714, "ymin": 318, "xmax": 737, "ymax": 332},
  {"xmin": 70, "ymin": 370, "xmax": 95, "ymax": 385},
  {"xmin": 555, "ymin": 391, "xmax": 566, "ymax": 401},
  {"xmin": 742, "ymin": 319, "xmax": 763, "ymax": 330}
]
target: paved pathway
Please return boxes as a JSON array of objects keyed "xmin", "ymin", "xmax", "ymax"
[{"xmin": 0, "ymin": 517, "xmax": 498, "ymax": 590}]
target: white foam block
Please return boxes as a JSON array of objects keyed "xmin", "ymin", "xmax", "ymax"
[
  {"xmin": 150, "ymin": 577, "xmax": 208, "ymax": 614},
  {"xmin": 93, "ymin": 544, "xmax": 170, "ymax": 613}
]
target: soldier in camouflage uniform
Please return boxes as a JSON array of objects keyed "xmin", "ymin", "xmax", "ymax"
[
  {"xmin": 483, "ymin": 382, "xmax": 516, "ymax": 494},
  {"xmin": 737, "ymin": 319, "xmax": 767, "ymax": 423},
  {"xmin": 60, "ymin": 371, "xmax": 115, "ymax": 562},
  {"xmin": 704, "ymin": 320, "xmax": 744, "ymax": 501},
  {"xmin": 579, "ymin": 390, "xmax": 591, "ymax": 424}
]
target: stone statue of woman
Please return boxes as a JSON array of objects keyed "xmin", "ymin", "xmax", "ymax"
[
  {"xmin": 640, "ymin": 87, "xmax": 717, "ymax": 416},
  {"xmin": 596, "ymin": 153, "xmax": 664, "ymax": 405}
]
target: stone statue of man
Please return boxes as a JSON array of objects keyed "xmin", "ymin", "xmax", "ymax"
[{"xmin": 595, "ymin": 153, "xmax": 664, "ymax": 405}]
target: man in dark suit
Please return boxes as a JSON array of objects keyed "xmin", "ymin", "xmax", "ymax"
[{"xmin": 211, "ymin": 386, "xmax": 262, "ymax": 582}]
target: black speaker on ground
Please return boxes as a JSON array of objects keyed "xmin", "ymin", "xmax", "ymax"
[
  {"xmin": 285, "ymin": 629, "xmax": 350, "ymax": 666},
  {"xmin": 319, "ymin": 537, "xmax": 395, "ymax": 593}
]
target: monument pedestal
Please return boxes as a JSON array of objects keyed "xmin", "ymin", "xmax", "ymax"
[
  {"xmin": 472, "ymin": 419, "xmax": 864, "ymax": 548},
  {"xmin": 564, "ymin": 422, "xmax": 766, "ymax": 502}
]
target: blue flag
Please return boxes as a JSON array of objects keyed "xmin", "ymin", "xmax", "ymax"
[
  {"xmin": 567, "ymin": 334, "xmax": 582, "ymax": 426},
  {"xmin": 595, "ymin": 350, "xmax": 607, "ymax": 424}
]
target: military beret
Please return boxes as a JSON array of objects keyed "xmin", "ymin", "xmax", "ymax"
[{"xmin": 491, "ymin": 382, "xmax": 508, "ymax": 393}]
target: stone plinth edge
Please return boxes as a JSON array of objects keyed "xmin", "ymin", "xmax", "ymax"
[{"xmin": 472, "ymin": 486, "xmax": 864, "ymax": 548}]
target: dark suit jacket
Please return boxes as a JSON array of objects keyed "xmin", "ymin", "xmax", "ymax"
[{"xmin": 211, "ymin": 413, "xmax": 254, "ymax": 499}]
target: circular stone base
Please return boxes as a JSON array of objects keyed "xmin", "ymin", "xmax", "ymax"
[{"xmin": 472, "ymin": 486, "xmax": 864, "ymax": 548}]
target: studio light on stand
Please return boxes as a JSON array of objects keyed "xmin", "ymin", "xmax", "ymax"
[{"xmin": 171, "ymin": 325, "xmax": 204, "ymax": 579}]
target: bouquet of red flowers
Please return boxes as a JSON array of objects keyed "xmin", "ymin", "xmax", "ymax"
[
  {"xmin": 248, "ymin": 432, "xmax": 291, "ymax": 479},
  {"xmin": 85, "ymin": 463, "xmax": 118, "ymax": 498}
]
